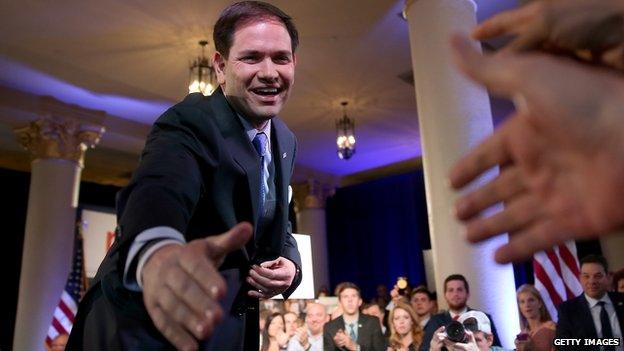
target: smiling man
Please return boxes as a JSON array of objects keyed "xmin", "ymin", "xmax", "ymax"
[
  {"xmin": 67, "ymin": 2, "xmax": 302, "ymax": 351},
  {"xmin": 556, "ymin": 255, "xmax": 624, "ymax": 349}
]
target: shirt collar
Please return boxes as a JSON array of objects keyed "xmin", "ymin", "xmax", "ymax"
[
  {"xmin": 238, "ymin": 113, "xmax": 272, "ymax": 144},
  {"xmin": 585, "ymin": 293, "xmax": 611, "ymax": 308}
]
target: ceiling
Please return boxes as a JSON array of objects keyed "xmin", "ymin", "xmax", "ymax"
[{"xmin": 0, "ymin": 0, "xmax": 519, "ymax": 185}]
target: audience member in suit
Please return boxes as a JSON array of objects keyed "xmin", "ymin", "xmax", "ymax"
[
  {"xmin": 67, "ymin": 2, "xmax": 302, "ymax": 350},
  {"xmin": 420, "ymin": 275, "xmax": 500, "ymax": 351},
  {"xmin": 323, "ymin": 282, "xmax": 386, "ymax": 351},
  {"xmin": 388, "ymin": 301, "xmax": 424, "ymax": 351},
  {"xmin": 515, "ymin": 284, "xmax": 556, "ymax": 351},
  {"xmin": 410, "ymin": 287, "xmax": 435, "ymax": 330},
  {"xmin": 557, "ymin": 255, "xmax": 624, "ymax": 350},
  {"xmin": 362, "ymin": 303, "xmax": 389, "ymax": 337}
]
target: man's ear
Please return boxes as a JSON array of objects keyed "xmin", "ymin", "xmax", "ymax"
[{"xmin": 213, "ymin": 52, "xmax": 226, "ymax": 85}]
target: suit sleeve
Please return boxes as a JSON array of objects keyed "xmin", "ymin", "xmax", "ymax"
[
  {"xmin": 281, "ymin": 136, "xmax": 302, "ymax": 298},
  {"xmin": 420, "ymin": 315, "xmax": 442, "ymax": 351},
  {"xmin": 114, "ymin": 106, "xmax": 219, "ymax": 270},
  {"xmin": 366, "ymin": 318, "xmax": 387, "ymax": 351},
  {"xmin": 324, "ymin": 323, "xmax": 337, "ymax": 351}
]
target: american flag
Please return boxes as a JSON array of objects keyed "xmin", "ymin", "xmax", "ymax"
[
  {"xmin": 533, "ymin": 241, "xmax": 583, "ymax": 322},
  {"xmin": 45, "ymin": 223, "xmax": 87, "ymax": 346}
]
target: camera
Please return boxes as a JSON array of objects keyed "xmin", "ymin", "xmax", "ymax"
[
  {"xmin": 444, "ymin": 320, "xmax": 468, "ymax": 343},
  {"xmin": 396, "ymin": 277, "xmax": 408, "ymax": 296}
]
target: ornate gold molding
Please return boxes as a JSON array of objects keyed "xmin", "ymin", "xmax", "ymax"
[{"xmin": 14, "ymin": 116, "xmax": 105, "ymax": 167}]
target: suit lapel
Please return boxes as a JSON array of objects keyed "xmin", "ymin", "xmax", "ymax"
[
  {"xmin": 208, "ymin": 89, "xmax": 262, "ymax": 232},
  {"xmin": 578, "ymin": 295, "xmax": 598, "ymax": 338},
  {"xmin": 609, "ymin": 292, "xmax": 624, "ymax": 330}
]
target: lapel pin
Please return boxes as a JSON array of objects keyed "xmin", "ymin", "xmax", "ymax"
[{"xmin": 282, "ymin": 152, "xmax": 287, "ymax": 158}]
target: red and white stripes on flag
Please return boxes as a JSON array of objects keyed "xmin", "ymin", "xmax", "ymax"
[
  {"xmin": 45, "ymin": 224, "xmax": 87, "ymax": 346},
  {"xmin": 533, "ymin": 241, "xmax": 583, "ymax": 322}
]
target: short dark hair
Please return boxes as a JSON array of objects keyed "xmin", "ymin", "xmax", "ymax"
[
  {"xmin": 335, "ymin": 282, "xmax": 361, "ymax": 299},
  {"xmin": 411, "ymin": 286, "xmax": 434, "ymax": 301},
  {"xmin": 444, "ymin": 274, "xmax": 470, "ymax": 294},
  {"xmin": 213, "ymin": 1, "xmax": 299, "ymax": 58},
  {"xmin": 580, "ymin": 254, "xmax": 609, "ymax": 274}
]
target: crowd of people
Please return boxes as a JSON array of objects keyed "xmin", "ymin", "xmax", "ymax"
[{"xmin": 259, "ymin": 255, "xmax": 624, "ymax": 351}]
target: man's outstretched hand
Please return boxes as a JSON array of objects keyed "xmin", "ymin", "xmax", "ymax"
[{"xmin": 141, "ymin": 222, "xmax": 252, "ymax": 351}]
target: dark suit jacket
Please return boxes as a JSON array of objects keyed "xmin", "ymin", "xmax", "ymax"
[
  {"xmin": 67, "ymin": 89, "xmax": 302, "ymax": 351},
  {"xmin": 323, "ymin": 314, "xmax": 386, "ymax": 351},
  {"xmin": 419, "ymin": 309, "xmax": 500, "ymax": 351},
  {"xmin": 556, "ymin": 292, "xmax": 624, "ymax": 342}
]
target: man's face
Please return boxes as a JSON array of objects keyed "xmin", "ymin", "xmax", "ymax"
[
  {"xmin": 580, "ymin": 262, "xmax": 609, "ymax": 299},
  {"xmin": 284, "ymin": 312, "xmax": 298, "ymax": 336},
  {"xmin": 214, "ymin": 19, "xmax": 296, "ymax": 125},
  {"xmin": 362, "ymin": 304, "xmax": 384, "ymax": 326},
  {"xmin": 618, "ymin": 278, "xmax": 624, "ymax": 293},
  {"xmin": 472, "ymin": 331, "xmax": 493, "ymax": 351},
  {"xmin": 410, "ymin": 292, "xmax": 433, "ymax": 317},
  {"xmin": 444, "ymin": 280, "xmax": 469, "ymax": 311},
  {"xmin": 339, "ymin": 288, "xmax": 362, "ymax": 316},
  {"xmin": 306, "ymin": 303, "xmax": 328, "ymax": 335}
]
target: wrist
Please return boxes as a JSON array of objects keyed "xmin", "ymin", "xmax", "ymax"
[{"xmin": 141, "ymin": 244, "xmax": 180, "ymax": 284}]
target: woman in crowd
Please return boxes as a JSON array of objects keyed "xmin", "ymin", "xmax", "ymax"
[
  {"xmin": 387, "ymin": 301, "xmax": 423, "ymax": 351},
  {"xmin": 260, "ymin": 313, "xmax": 289, "ymax": 351},
  {"xmin": 515, "ymin": 284, "xmax": 556, "ymax": 351}
]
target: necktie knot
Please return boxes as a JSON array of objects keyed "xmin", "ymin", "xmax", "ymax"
[
  {"xmin": 252, "ymin": 132, "xmax": 268, "ymax": 157},
  {"xmin": 598, "ymin": 301, "xmax": 606, "ymax": 306}
]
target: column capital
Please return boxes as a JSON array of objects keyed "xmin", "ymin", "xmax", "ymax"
[
  {"xmin": 14, "ymin": 116, "xmax": 105, "ymax": 167},
  {"xmin": 293, "ymin": 179, "xmax": 334, "ymax": 210},
  {"xmin": 403, "ymin": 0, "xmax": 477, "ymax": 17}
]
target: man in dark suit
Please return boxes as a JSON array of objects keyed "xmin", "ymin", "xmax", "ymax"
[
  {"xmin": 420, "ymin": 275, "xmax": 500, "ymax": 351},
  {"xmin": 67, "ymin": 2, "xmax": 302, "ymax": 350},
  {"xmin": 324, "ymin": 282, "xmax": 386, "ymax": 351},
  {"xmin": 557, "ymin": 255, "xmax": 624, "ymax": 349}
]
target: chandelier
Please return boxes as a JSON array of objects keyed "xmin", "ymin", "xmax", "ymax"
[
  {"xmin": 188, "ymin": 40, "xmax": 216, "ymax": 96},
  {"xmin": 336, "ymin": 101, "xmax": 356, "ymax": 160}
]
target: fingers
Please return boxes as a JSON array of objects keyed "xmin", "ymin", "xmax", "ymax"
[
  {"xmin": 449, "ymin": 117, "xmax": 517, "ymax": 189},
  {"xmin": 472, "ymin": 3, "xmax": 537, "ymax": 41},
  {"xmin": 494, "ymin": 219, "xmax": 567, "ymax": 263},
  {"xmin": 163, "ymin": 266, "xmax": 223, "ymax": 333},
  {"xmin": 205, "ymin": 222, "xmax": 253, "ymax": 266},
  {"xmin": 147, "ymin": 304, "xmax": 199, "ymax": 351},
  {"xmin": 455, "ymin": 166, "xmax": 526, "ymax": 220},
  {"xmin": 464, "ymin": 193, "xmax": 542, "ymax": 243}
]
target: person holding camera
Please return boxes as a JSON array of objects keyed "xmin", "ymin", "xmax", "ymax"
[
  {"xmin": 420, "ymin": 275, "xmax": 500, "ymax": 351},
  {"xmin": 429, "ymin": 311, "xmax": 505, "ymax": 351}
]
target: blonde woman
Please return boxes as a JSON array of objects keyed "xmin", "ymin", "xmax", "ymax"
[
  {"xmin": 515, "ymin": 284, "xmax": 556, "ymax": 351},
  {"xmin": 387, "ymin": 302, "xmax": 423, "ymax": 351}
]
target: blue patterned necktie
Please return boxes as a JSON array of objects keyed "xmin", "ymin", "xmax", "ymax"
[
  {"xmin": 251, "ymin": 132, "xmax": 268, "ymax": 211},
  {"xmin": 348, "ymin": 323, "xmax": 357, "ymax": 342}
]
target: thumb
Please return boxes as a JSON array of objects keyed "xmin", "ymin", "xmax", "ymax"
[{"xmin": 205, "ymin": 222, "xmax": 253, "ymax": 265}]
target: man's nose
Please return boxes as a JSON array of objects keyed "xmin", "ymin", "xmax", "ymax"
[{"xmin": 258, "ymin": 59, "xmax": 279, "ymax": 81}]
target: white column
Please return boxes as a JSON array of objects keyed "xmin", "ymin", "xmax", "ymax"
[
  {"xmin": 404, "ymin": 0, "xmax": 518, "ymax": 348},
  {"xmin": 295, "ymin": 180, "xmax": 330, "ymax": 295},
  {"xmin": 12, "ymin": 117, "xmax": 103, "ymax": 351},
  {"xmin": 600, "ymin": 231, "xmax": 624, "ymax": 272}
]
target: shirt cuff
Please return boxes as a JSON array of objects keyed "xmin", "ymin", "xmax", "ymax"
[{"xmin": 123, "ymin": 226, "xmax": 185, "ymax": 291}]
